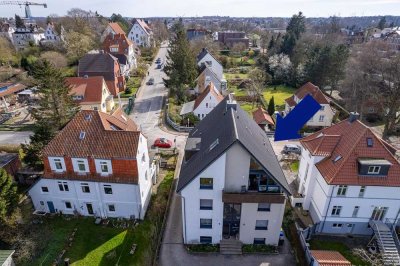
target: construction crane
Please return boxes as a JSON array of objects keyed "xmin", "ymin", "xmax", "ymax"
[{"xmin": 0, "ymin": 1, "xmax": 47, "ymax": 19}]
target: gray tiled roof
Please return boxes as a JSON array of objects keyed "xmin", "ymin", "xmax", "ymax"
[
  {"xmin": 177, "ymin": 96, "xmax": 291, "ymax": 193},
  {"xmin": 78, "ymin": 53, "xmax": 118, "ymax": 81}
]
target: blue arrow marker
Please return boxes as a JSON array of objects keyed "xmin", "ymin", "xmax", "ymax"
[{"xmin": 274, "ymin": 94, "xmax": 321, "ymax": 141}]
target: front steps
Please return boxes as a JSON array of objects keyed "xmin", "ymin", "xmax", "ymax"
[{"xmin": 220, "ymin": 239, "xmax": 243, "ymax": 255}]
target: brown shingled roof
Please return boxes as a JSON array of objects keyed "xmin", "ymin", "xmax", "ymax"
[
  {"xmin": 252, "ymin": 107, "xmax": 275, "ymax": 125},
  {"xmin": 42, "ymin": 110, "xmax": 140, "ymax": 159},
  {"xmin": 194, "ymin": 82, "xmax": 224, "ymax": 109},
  {"xmin": 66, "ymin": 76, "xmax": 107, "ymax": 104},
  {"xmin": 300, "ymin": 118, "xmax": 400, "ymax": 186},
  {"xmin": 311, "ymin": 250, "xmax": 351, "ymax": 266}
]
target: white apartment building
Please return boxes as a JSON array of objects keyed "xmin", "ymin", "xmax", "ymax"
[
  {"xmin": 177, "ymin": 95, "xmax": 291, "ymax": 245},
  {"xmin": 29, "ymin": 110, "xmax": 152, "ymax": 219},
  {"xmin": 197, "ymin": 48, "xmax": 224, "ymax": 81},
  {"xmin": 128, "ymin": 19, "xmax": 153, "ymax": 47},
  {"xmin": 294, "ymin": 113, "xmax": 400, "ymax": 235}
]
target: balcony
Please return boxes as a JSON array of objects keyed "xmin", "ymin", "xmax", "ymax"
[{"xmin": 222, "ymin": 190, "xmax": 285, "ymax": 204}]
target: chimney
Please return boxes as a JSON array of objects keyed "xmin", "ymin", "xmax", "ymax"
[
  {"xmin": 226, "ymin": 93, "xmax": 237, "ymax": 111},
  {"xmin": 349, "ymin": 112, "xmax": 360, "ymax": 123}
]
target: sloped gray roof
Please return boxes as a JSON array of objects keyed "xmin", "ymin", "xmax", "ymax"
[
  {"xmin": 78, "ymin": 53, "xmax": 118, "ymax": 80},
  {"xmin": 177, "ymin": 96, "xmax": 290, "ymax": 193},
  {"xmin": 180, "ymin": 101, "xmax": 195, "ymax": 115}
]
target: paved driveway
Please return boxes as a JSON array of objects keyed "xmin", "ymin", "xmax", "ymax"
[{"xmin": 129, "ymin": 42, "xmax": 187, "ymax": 152}]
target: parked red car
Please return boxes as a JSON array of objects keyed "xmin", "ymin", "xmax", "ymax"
[{"xmin": 153, "ymin": 138, "xmax": 173, "ymax": 148}]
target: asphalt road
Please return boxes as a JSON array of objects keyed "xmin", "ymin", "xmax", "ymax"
[
  {"xmin": 0, "ymin": 131, "xmax": 32, "ymax": 145},
  {"xmin": 129, "ymin": 42, "xmax": 187, "ymax": 152}
]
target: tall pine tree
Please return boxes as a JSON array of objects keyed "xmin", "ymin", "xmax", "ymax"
[
  {"xmin": 0, "ymin": 168, "xmax": 18, "ymax": 223},
  {"xmin": 281, "ymin": 12, "xmax": 306, "ymax": 57},
  {"xmin": 163, "ymin": 19, "xmax": 197, "ymax": 103},
  {"xmin": 22, "ymin": 60, "xmax": 79, "ymax": 168}
]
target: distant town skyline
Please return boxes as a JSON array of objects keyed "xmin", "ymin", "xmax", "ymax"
[{"xmin": 1, "ymin": 0, "xmax": 400, "ymax": 18}]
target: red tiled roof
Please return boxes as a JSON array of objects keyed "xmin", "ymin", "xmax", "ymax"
[
  {"xmin": 252, "ymin": 107, "xmax": 275, "ymax": 125},
  {"xmin": 311, "ymin": 250, "xmax": 351, "ymax": 266},
  {"xmin": 285, "ymin": 95, "xmax": 296, "ymax": 107},
  {"xmin": 0, "ymin": 83, "xmax": 27, "ymax": 98},
  {"xmin": 108, "ymin": 22, "xmax": 125, "ymax": 35},
  {"xmin": 300, "ymin": 119, "xmax": 400, "ymax": 186},
  {"xmin": 42, "ymin": 110, "xmax": 140, "ymax": 159},
  {"xmin": 134, "ymin": 19, "xmax": 152, "ymax": 35},
  {"xmin": 66, "ymin": 76, "xmax": 107, "ymax": 104},
  {"xmin": 285, "ymin": 82, "xmax": 330, "ymax": 106},
  {"xmin": 194, "ymin": 82, "xmax": 224, "ymax": 109},
  {"xmin": 103, "ymin": 33, "xmax": 135, "ymax": 54}
]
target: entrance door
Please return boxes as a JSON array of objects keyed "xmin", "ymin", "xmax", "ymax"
[
  {"xmin": 47, "ymin": 201, "xmax": 55, "ymax": 213},
  {"xmin": 346, "ymin": 223, "xmax": 355, "ymax": 234},
  {"xmin": 223, "ymin": 203, "xmax": 241, "ymax": 238},
  {"xmin": 371, "ymin": 207, "xmax": 388, "ymax": 221},
  {"xmin": 86, "ymin": 203, "xmax": 94, "ymax": 215}
]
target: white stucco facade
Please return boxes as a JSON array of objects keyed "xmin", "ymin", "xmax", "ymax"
[
  {"xmin": 29, "ymin": 133, "xmax": 152, "ymax": 220},
  {"xmin": 296, "ymin": 147, "xmax": 400, "ymax": 235},
  {"xmin": 44, "ymin": 23, "xmax": 64, "ymax": 43},
  {"xmin": 193, "ymin": 91, "xmax": 222, "ymax": 120},
  {"xmin": 128, "ymin": 21, "xmax": 152, "ymax": 47},
  {"xmin": 197, "ymin": 53, "xmax": 224, "ymax": 81},
  {"xmin": 180, "ymin": 143, "xmax": 286, "ymax": 245},
  {"xmin": 285, "ymin": 100, "xmax": 334, "ymax": 127},
  {"xmin": 12, "ymin": 28, "xmax": 44, "ymax": 50}
]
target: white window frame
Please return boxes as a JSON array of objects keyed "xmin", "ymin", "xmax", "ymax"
[
  {"xmin": 368, "ymin": 166, "xmax": 381, "ymax": 174},
  {"xmin": 81, "ymin": 183, "xmax": 90, "ymax": 193},
  {"xmin": 352, "ymin": 206, "xmax": 360, "ymax": 217},
  {"xmin": 95, "ymin": 159, "xmax": 113, "ymax": 175},
  {"xmin": 108, "ymin": 204, "xmax": 115, "ymax": 212},
  {"xmin": 58, "ymin": 181, "xmax": 69, "ymax": 192},
  {"xmin": 331, "ymin": 206, "xmax": 342, "ymax": 216},
  {"xmin": 72, "ymin": 158, "xmax": 89, "ymax": 173},
  {"xmin": 104, "ymin": 185, "xmax": 113, "ymax": 195},
  {"xmin": 49, "ymin": 157, "xmax": 66, "ymax": 172},
  {"xmin": 359, "ymin": 186, "xmax": 366, "ymax": 197},
  {"xmin": 336, "ymin": 185, "xmax": 347, "ymax": 196},
  {"xmin": 319, "ymin": 115, "xmax": 325, "ymax": 122},
  {"xmin": 65, "ymin": 201, "xmax": 72, "ymax": 210}
]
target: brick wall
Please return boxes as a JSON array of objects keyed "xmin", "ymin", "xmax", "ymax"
[{"xmin": 43, "ymin": 156, "xmax": 138, "ymax": 184}]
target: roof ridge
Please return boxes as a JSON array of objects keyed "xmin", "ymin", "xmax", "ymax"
[{"xmin": 327, "ymin": 125, "xmax": 368, "ymax": 183}]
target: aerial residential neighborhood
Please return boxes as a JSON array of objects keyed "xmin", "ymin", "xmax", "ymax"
[{"xmin": 0, "ymin": 1, "xmax": 400, "ymax": 266}]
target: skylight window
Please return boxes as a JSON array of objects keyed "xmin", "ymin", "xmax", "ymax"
[
  {"xmin": 367, "ymin": 138, "xmax": 373, "ymax": 147},
  {"xmin": 209, "ymin": 139, "xmax": 219, "ymax": 151},
  {"xmin": 333, "ymin": 155, "xmax": 342, "ymax": 163},
  {"xmin": 79, "ymin": 131, "xmax": 86, "ymax": 140}
]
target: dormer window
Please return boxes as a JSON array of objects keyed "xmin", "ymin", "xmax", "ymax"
[
  {"xmin": 358, "ymin": 158, "xmax": 391, "ymax": 176},
  {"xmin": 368, "ymin": 166, "xmax": 380, "ymax": 174},
  {"xmin": 49, "ymin": 157, "xmax": 65, "ymax": 172},
  {"xmin": 72, "ymin": 158, "xmax": 89, "ymax": 173},
  {"xmin": 95, "ymin": 159, "xmax": 112, "ymax": 175}
]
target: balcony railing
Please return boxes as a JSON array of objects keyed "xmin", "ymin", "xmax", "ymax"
[{"xmin": 222, "ymin": 190, "xmax": 285, "ymax": 204}]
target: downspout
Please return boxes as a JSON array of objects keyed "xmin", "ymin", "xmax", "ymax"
[
  {"xmin": 320, "ymin": 185, "xmax": 335, "ymax": 233},
  {"xmin": 181, "ymin": 195, "xmax": 187, "ymax": 244}
]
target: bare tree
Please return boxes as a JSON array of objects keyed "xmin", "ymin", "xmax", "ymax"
[{"xmin": 342, "ymin": 40, "xmax": 400, "ymax": 138}]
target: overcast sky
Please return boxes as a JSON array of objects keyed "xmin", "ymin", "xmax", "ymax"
[{"xmin": 1, "ymin": 0, "xmax": 400, "ymax": 18}]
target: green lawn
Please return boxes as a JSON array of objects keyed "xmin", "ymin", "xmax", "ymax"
[
  {"xmin": 224, "ymin": 73, "xmax": 248, "ymax": 80},
  {"xmin": 263, "ymin": 85, "xmax": 295, "ymax": 110},
  {"xmin": 120, "ymin": 77, "xmax": 142, "ymax": 98},
  {"xmin": 309, "ymin": 239, "xmax": 371, "ymax": 266},
  {"xmin": 23, "ymin": 171, "xmax": 175, "ymax": 266},
  {"xmin": 290, "ymin": 161, "xmax": 299, "ymax": 173},
  {"xmin": 239, "ymin": 102, "xmax": 257, "ymax": 115}
]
